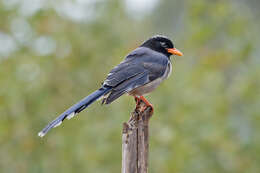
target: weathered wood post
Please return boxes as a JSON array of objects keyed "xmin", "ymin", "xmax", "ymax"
[{"xmin": 121, "ymin": 100, "xmax": 153, "ymax": 173}]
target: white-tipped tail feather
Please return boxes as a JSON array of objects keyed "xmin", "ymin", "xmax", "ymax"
[
  {"xmin": 38, "ymin": 131, "xmax": 45, "ymax": 138},
  {"xmin": 38, "ymin": 86, "xmax": 112, "ymax": 137},
  {"xmin": 53, "ymin": 121, "xmax": 62, "ymax": 128},
  {"xmin": 66, "ymin": 112, "xmax": 75, "ymax": 120}
]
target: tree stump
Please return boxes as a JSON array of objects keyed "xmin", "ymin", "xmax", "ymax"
[{"xmin": 121, "ymin": 100, "xmax": 153, "ymax": 173}]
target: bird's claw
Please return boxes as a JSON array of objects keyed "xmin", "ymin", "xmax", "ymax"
[{"xmin": 134, "ymin": 96, "xmax": 154, "ymax": 113}]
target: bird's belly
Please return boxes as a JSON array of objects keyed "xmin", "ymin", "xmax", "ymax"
[
  {"xmin": 129, "ymin": 61, "xmax": 172, "ymax": 96},
  {"xmin": 129, "ymin": 78, "xmax": 163, "ymax": 96}
]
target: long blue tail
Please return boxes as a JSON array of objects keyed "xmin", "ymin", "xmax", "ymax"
[{"xmin": 38, "ymin": 86, "xmax": 112, "ymax": 137}]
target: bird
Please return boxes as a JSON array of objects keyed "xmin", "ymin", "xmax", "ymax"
[{"xmin": 38, "ymin": 35, "xmax": 183, "ymax": 137}]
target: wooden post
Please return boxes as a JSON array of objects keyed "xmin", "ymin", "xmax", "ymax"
[{"xmin": 122, "ymin": 100, "xmax": 153, "ymax": 173}]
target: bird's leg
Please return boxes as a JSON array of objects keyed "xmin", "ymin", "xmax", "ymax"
[
  {"xmin": 139, "ymin": 96, "xmax": 154, "ymax": 113},
  {"xmin": 134, "ymin": 96, "xmax": 140, "ymax": 103},
  {"xmin": 134, "ymin": 96, "xmax": 140, "ymax": 107}
]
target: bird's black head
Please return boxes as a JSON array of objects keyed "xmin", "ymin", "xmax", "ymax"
[{"xmin": 140, "ymin": 35, "xmax": 183, "ymax": 57}]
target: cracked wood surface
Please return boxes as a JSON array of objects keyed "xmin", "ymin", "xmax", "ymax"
[{"xmin": 122, "ymin": 100, "xmax": 153, "ymax": 173}]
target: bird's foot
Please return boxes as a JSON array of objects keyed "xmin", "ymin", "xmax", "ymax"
[
  {"xmin": 139, "ymin": 96, "xmax": 154, "ymax": 113},
  {"xmin": 134, "ymin": 96, "xmax": 153, "ymax": 113},
  {"xmin": 134, "ymin": 96, "xmax": 142, "ymax": 110},
  {"xmin": 134, "ymin": 96, "xmax": 140, "ymax": 104}
]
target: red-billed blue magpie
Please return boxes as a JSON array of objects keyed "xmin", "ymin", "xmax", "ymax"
[{"xmin": 38, "ymin": 35, "xmax": 183, "ymax": 137}]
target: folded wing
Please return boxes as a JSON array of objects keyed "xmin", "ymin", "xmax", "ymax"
[{"xmin": 102, "ymin": 47, "xmax": 169, "ymax": 104}]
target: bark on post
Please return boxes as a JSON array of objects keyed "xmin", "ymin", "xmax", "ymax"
[{"xmin": 122, "ymin": 100, "xmax": 153, "ymax": 173}]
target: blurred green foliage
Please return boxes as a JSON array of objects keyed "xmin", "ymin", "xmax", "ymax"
[{"xmin": 0, "ymin": 0, "xmax": 260, "ymax": 172}]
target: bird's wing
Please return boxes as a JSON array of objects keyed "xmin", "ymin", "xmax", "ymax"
[
  {"xmin": 103, "ymin": 49, "xmax": 145, "ymax": 87},
  {"xmin": 102, "ymin": 47, "xmax": 169, "ymax": 104}
]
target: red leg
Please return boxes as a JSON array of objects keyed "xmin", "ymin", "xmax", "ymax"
[
  {"xmin": 134, "ymin": 96, "xmax": 140, "ymax": 105},
  {"xmin": 140, "ymin": 96, "xmax": 154, "ymax": 112}
]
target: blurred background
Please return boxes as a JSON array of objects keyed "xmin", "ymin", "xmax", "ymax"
[{"xmin": 0, "ymin": 0, "xmax": 260, "ymax": 172}]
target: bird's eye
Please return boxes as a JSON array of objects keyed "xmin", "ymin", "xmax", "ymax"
[{"xmin": 160, "ymin": 42, "xmax": 167, "ymax": 48}]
